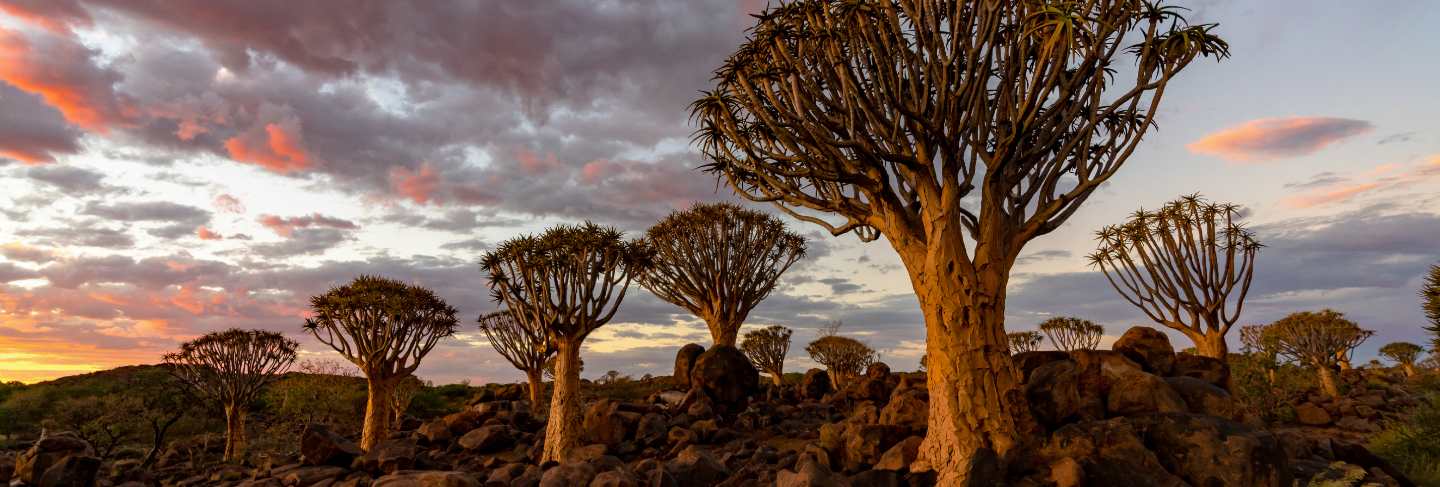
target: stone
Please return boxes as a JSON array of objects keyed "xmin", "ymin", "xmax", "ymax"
[
  {"xmin": 14, "ymin": 433, "xmax": 95, "ymax": 485},
  {"xmin": 583, "ymin": 399, "xmax": 638, "ymax": 447},
  {"xmin": 635, "ymin": 413, "xmax": 668, "ymax": 446},
  {"xmin": 418, "ymin": 421, "xmax": 452, "ymax": 444},
  {"xmin": 1013, "ymin": 351, "xmax": 1072, "ymax": 381},
  {"xmin": 776, "ymin": 454, "xmax": 850, "ymax": 487},
  {"xmin": 864, "ymin": 362, "xmax": 891, "ymax": 379},
  {"xmin": 845, "ymin": 377, "xmax": 894, "ymax": 405},
  {"xmin": 841, "ymin": 424, "xmax": 909, "ymax": 472},
  {"xmin": 441, "ymin": 409, "xmax": 483, "ymax": 434},
  {"xmin": 373, "ymin": 470, "xmax": 482, "ymax": 487},
  {"xmin": 1131, "ymin": 413, "xmax": 1291, "ymax": 487},
  {"xmin": 878, "ymin": 390, "xmax": 927, "ymax": 431},
  {"xmin": 37, "ymin": 454, "xmax": 101, "ymax": 487},
  {"xmin": 358, "ymin": 438, "xmax": 417, "ymax": 474},
  {"xmin": 301, "ymin": 424, "xmax": 363, "ymax": 467},
  {"xmin": 1039, "ymin": 418, "xmax": 1186, "ymax": 487},
  {"xmin": 668, "ymin": 446, "xmax": 728, "ymax": 486},
  {"xmin": 1164, "ymin": 376, "xmax": 1240, "ymax": 420},
  {"xmin": 847, "ymin": 469, "xmax": 901, "ymax": 487},
  {"xmin": 283, "ymin": 465, "xmax": 348, "ymax": 486},
  {"xmin": 1106, "ymin": 371, "xmax": 1186, "ymax": 416},
  {"xmin": 1172, "ymin": 353, "xmax": 1230, "ymax": 389},
  {"xmin": 872, "ymin": 436, "xmax": 922, "ymax": 472},
  {"xmin": 801, "ymin": 369, "xmax": 833, "ymax": 401},
  {"xmin": 562, "ymin": 444, "xmax": 608, "ymax": 464},
  {"xmin": 1025, "ymin": 359, "xmax": 1083, "ymax": 428},
  {"xmin": 540, "ymin": 463, "xmax": 597, "ymax": 487},
  {"xmin": 457, "ymin": 425, "xmax": 514, "ymax": 453},
  {"xmin": 1047, "ymin": 457, "xmax": 1084, "ymax": 487},
  {"xmin": 1111, "ymin": 326, "xmax": 1176, "ymax": 375},
  {"xmin": 1295, "ymin": 403, "xmax": 1333, "ymax": 426},
  {"xmin": 675, "ymin": 344, "xmax": 706, "ymax": 388},
  {"xmin": 1336, "ymin": 416, "xmax": 1379, "ymax": 433},
  {"xmin": 689, "ymin": 345, "xmax": 760, "ymax": 415},
  {"xmin": 589, "ymin": 470, "xmax": 640, "ymax": 487}
]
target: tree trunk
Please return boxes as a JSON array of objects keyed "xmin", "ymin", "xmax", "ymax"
[
  {"xmin": 361, "ymin": 376, "xmax": 395, "ymax": 452},
  {"xmin": 1402, "ymin": 364, "xmax": 1417, "ymax": 378},
  {"xmin": 141, "ymin": 413, "xmax": 182, "ymax": 469},
  {"xmin": 542, "ymin": 339, "xmax": 584, "ymax": 463},
  {"xmin": 222, "ymin": 404, "xmax": 246, "ymax": 463},
  {"xmin": 525, "ymin": 368, "xmax": 545, "ymax": 414},
  {"xmin": 1316, "ymin": 366, "xmax": 1341, "ymax": 398},
  {"xmin": 768, "ymin": 370, "xmax": 784, "ymax": 387},
  {"xmin": 707, "ymin": 317, "xmax": 740, "ymax": 347},
  {"xmin": 1192, "ymin": 332, "xmax": 1228, "ymax": 359}
]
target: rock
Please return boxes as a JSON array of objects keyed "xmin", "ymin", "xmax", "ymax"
[
  {"xmin": 845, "ymin": 377, "xmax": 893, "ymax": 405},
  {"xmin": 418, "ymin": 421, "xmax": 453, "ymax": 444},
  {"xmin": 1295, "ymin": 403, "xmax": 1333, "ymax": 426},
  {"xmin": 847, "ymin": 469, "xmax": 901, "ymax": 487},
  {"xmin": 583, "ymin": 399, "xmax": 638, "ymax": 447},
  {"xmin": 37, "ymin": 454, "xmax": 101, "ymax": 487},
  {"xmin": 1039, "ymin": 418, "xmax": 1185, "ymax": 486},
  {"xmin": 800, "ymin": 369, "xmax": 833, "ymax": 401},
  {"xmin": 457, "ymin": 425, "xmax": 514, "ymax": 453},
  {"xmin": 873, "ymin": 436, "xmax": 922, "ymax": 472},
  {"xmin": 1172, "ymin": 353, "xmax": 1230, "ymax": 389},
  {"xmin": 1013, "ymin": 351, "xmax": 1072, "ymax": 381},
  {"xmin": 675, "ymin": 344, "xmax": 706, "ymax": 388},
  {"xmin": 563, "ymin": 444, "xmax": 608, "ymax": 464},
  {"xmin": 864, "ymin": 362, "xmax": 891, "ymax": 379},
  {"xmin": 301, "ymin": 424, "xmax": 363, "ymax": 467},
  {"xmin": 1164, "ymin": 376, "xmax": 1240, "ymax": 420},
  {"xmin": 373, "ymin": 470, "xmax": 481, "ymax": 487},
  {"xmin": 1111, "ymin": 326, "xmax": 1176, "ymax": 375},
  {"xmin": 776, "ymin": 454, "xmax": 850, "ymax": 487},
  {"xmin": 282, "ymin": 465, "xmax": 348, "ymax": 486},
  {"xmin": 878, "ymin": 390, "xmax": 927, "ymax": 431},
  {"xmin": 358, "ymin": 438, "xmax": 417, "ymax": 474},
  {"xmin": 841, "ymin": 425, "xmax": 909, "ymax": 472},
  {"xmin": 635, "ymin": 413, "xmax": 668, "ymax": 446},
  {"xmin": 668, "ymin": 446, "xmax": 728, "ymax": 486},
  {"xmin": 689, "ymin": 345, "xmax": 760, "ymax": 415},
  {"xmin": 14, "ymin": 432, "xmax": 96, "ymax": 485},
  {"xmin": 441, "ymin": 409, "xmax": 483, "ymax": 434},
  {"xmin": 1047, "ymin": 457, "xmax": 1084, "ymax": 487},
  {"xmin": 1131, "ymin": 413, "xmax": 1291, "ymax": 487},
  {"xmin": 589, "ymin": 470, "xmax": 640, "ymax": 487},
  {"xmin": 1106, "ymin": 371, "xmax": 1186, "ymax": 416},
  {"xmin": 540, "ymin": 462, "xmax": 597, "ymax": 487},
  {"xmin": 0, "ymin": 461, "xmax": 12, "ymax": 484},
  {"xmin": 1336, "ymin": 416, "xmax": 1379, "ymax": 433},
  {"xmin": 1025, "ymin": 359, "xmax": 1083, "ymax": 428}
]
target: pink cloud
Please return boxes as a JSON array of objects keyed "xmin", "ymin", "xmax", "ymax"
[
  {"xmin": 1188, "ymin": 117, "xmax": 1373, "ymax": 162},
  {"xmin": 257, "ymin": 213, "xmax": 358, "ymax": 237},
  {"xmin": 224, "ymin": 117, "xmax": 311, "ymax": 173},
  {"xmin": 580, "ymin": 159, "xmax": 614, "ymax": 185},
  {"xmin": 1281, "ymin": 183, "xmax": 1381, "ymax": 209},
  {"xmin": 0, "ymin": 25, "xmax": 128, "ymax": 132},
  {"xmin": 516, "ymin": 149, "xmax": 560, "ymax": 174},
  {"xmin": 213, "ymin": 193, "xmax": 245, "ymax": 214},
  {"xmin": 390, "ymin": 163, "xmax": 440, "ymax": 204},
  {"xmin": 195, "ymin": 226, "xmax": 222, "ymax": 240}
]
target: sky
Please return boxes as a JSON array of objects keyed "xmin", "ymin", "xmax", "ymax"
[{"xmin": 1, "ymin": 0, "xmax": 1437, "ymax": 385}]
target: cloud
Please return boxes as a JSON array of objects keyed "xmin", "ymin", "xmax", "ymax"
[
  {"xmin": 22, "ymin": 164, "xmax": 109, "ymax": 193},
  {"xmin": 0, "ymin": 82, "xmax": 83, "ymax": 163},
  {"xmin": 1187, "ymin": 117, "xmax": 1373, "ymax": 162},
  {"xmin": 222, "ymin": 106, "xmax": 311, "ymax": 173},
  {"xmin": 0, "ymin": 243, "xmax": 55, "ymax": 263},
  {"xmin": 247, "ymin": 228, "xmax": 353, "ymax": 258},
  {"xmin": 212, "ymin": 193, "xmax": 245, "ymax": 214},
  {"xmin": 257, "ymin": 213, "xmax": 358, "ymax": 237},
  {"xmin": 80, "ymin": 200, "xmax": 212, "ymax": 239},
  {"xmin": 196, "ymin": 226, "xmax": 222, "ymax": 240},
  {"xmin": 0, "ymin": 25, "xmax": 126, "ymax": 131},
  {"xmin": 18, "ymin": 224, "xmax": 135, "ymax": 249},
  {"xmin": 1279, "ymin": 155, "xmax": 1440, "ymax": 208},
  {"xmin": 1281, "ymin": 182, "xmax": 1380, "ymax": 208},
  {"xmin": 390, "ymin": 162, "xmax": 440, "ymax": 204}
]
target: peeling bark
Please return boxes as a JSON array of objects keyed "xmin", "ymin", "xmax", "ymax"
[
  {"xmin": 541, "ymin": 339, "xmax": 584, "ymax": 463},
  {"xmin": 526, "ymin": 368, "xmax": 545, "ymax": 415},
  {"xmin": 361, "ymin": 376, "xmax": 395, "ymax": 452}
]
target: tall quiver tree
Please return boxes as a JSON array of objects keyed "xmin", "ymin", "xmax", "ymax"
[
  {"xmin": 1422, "ymin": 263, "xmax": 1440, "ymax": 350},
  {"xmin": 1264, "ymin": 309, "xmax": 1373, "ymax": 398},
  {"xmin": 691, "ymin": 2, "xmax": 1228, "ymax": 481},
  {"xmin": 1090, "ymin": 195, "xmax": 1260, "ymax": 358},
  {"xmin": 482, "ymin": 223, "xmax": 652, "ymax": 463},
  {"xmin": 478, "ymin": 309, "xmax": 552, "ymax": 413},
  {"xmin": 304, "ymin": 276, "xmax": 459, "ymax": 451},
  {"xmin": 639, "ymin": 203, "xmax": 806, "ymax": 347},
  {"xmin": 164, "ymin": 329, "xmax": 297, "ymax": 462},
  {"xmin": 741, "ymin": 325, "xmax": 793, "ymax": 386}
]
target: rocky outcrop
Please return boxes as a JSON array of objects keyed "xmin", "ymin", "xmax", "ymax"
[
  {"xmin": 688, "ymin": 345, "xmax": 759, "ymax": 415},
  {"xmin": 13, "ymin": 432, "xmax": 99, "ymax": 487},
  {"xmin": 674, "ymin": 343, "xmax": 706, "ymax": 388},
  {"xmin": 1112, "ymin": 326, "xmax": 1176, "ymax": 375}
]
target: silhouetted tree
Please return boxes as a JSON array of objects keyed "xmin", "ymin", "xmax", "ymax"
[
  {"xmin": 1423, "ymin": 263, "xmax": 1440, "ymax": 350},
  {"xmin": 478, "ymin": 309, "xmax": 552, "ymax": 413},
  {"xmin": 741, "ymin": 325, "xmax": 793, "ymax": 386},
  {"xmin": 482, "ymin": 223, "xmax": 652, "ymax": 463},
  {"xmin": 1090, "ymin": 195, "xmax": 1259, "ymax": 358},
  {"xmin": 1379, "ymin": 342, "xmax": 1424, "ymax": 378},
  {"xmin": 1264, "ymin": 310, "xmax": 1373, "ymax": 398},
  {"xmin": 639, "ymin": 203, "xmax": 806, "ymax": 347},
  {"xmin": 165, "ymin": 329, "xmax": 298, "ymax": 462},
  {"xmin": 1039, "ymin": 317, "xmax": 1104, "ymax": 352},
  {"xmin": 691, "ymin": 1, "xmax": 1228, "ymax": 479},
  {"xmin": 305, "ymin": 275, "xmax": 459, "ymax": 451},
  {"xmin": 806, "ymin": 335, "xmax": 876, "ymax": 387},
  {"xmin": 1007, "ymin": 331, "xmax": 1044, "ymax": 354},
  {"xmin": 127, "ymin": 369, "xmax": 197, "ymax": 468}
]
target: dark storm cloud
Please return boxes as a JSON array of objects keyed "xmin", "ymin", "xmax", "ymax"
[{"xmin": 818, "ymin": 277, "xmax": 863, "ymax": 295}]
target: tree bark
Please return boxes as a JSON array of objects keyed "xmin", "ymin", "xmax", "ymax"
[
  {"xmin": 222, "ymin": 403, "xmax": 246, "ymax": 463},
  {"xmin": 1316, "ymin": 366, "xmax": 1341, "ymax": 398},
  {"xmin": 141, "ymin": 412, "xmax": 182, "ymax": 469},
  {"xmin": 768, "ymin": 370, "xmax": 784, "ymax": 387},
  {"xmin": 525, "ymin": 368, "xmax": 546, "ymax": 414},
  {"xmin": 361, "ymin": 376, "xmax": 395, "ymax": 452},
  {"xmin": 707, "ymin": 317, "xmax": 740, "ymax": 348},
  {"xmin": 1191, "ymin": 332, "xmax": 1229, "ymax": 359},
  {"xmin": 541, "ymin": 339, "xmax": 583, "ymax": 463},
  {"xmin": 1403, "ymin": 364, "xmax": 1417, "ymax": 378}
]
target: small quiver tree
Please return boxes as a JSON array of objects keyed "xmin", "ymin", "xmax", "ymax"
[
  {"xmin": 1378, "ymin": 342, "xmax": 1424, "ymax": 378},
  {"xmin": 741, "ymin": 325, "xmax": 793, "ymax": 386},
  {"xmin": 479, "ymin": 309, "xmax": 552, "ymax": 414},
  {"xmin": 1239, "ymin": 324, "xmax": 1279, "ymax": 384},
  {"xmin": 806, "ymin": 335, "xmax": 876, "ymax": 387},
  {"xmin": 304, "ymin": 275, "xmax": 459, "ymax": 451},
  {"xmin": 1007, "ymin": 331, "xmax": 1044, "ymax": 354},
  {"xmin": 639, "ymin": 203, "xmax": 805, "ymax": 347},
  {"xmin": 1039, "ymin": 317, "xmax": 1104, "ymax": 352},
  {"xmin": 482, "ymin": 222, "xmax": 652, "ymax": 463},
  {"xmin": 390, "ymin": 375, "xmax": 425, "ymax": 425},
  {"xmin": 1263, "ymin": 309, "xmax": 1373, "ymax": 398},
  {"xmin": 164, "ymin": 328, "xmax": 298, "ymax": 462},
  {"xmin": 1090, "ymin": 195, "xmax": 1260, "ymax": 358}
]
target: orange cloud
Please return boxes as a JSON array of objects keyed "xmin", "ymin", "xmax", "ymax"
[
  {"xmin": 196, "ymin": 226, "xmax": 222, "ymax": 240},
  {"xmin": 0, "ymin": 26, "xmax": 125, "ymax": 132},
  {"xmin": 257, "ymin": 213, "xmax": 358, "ymax": 237},
  {"xmin": 390, "ymin": 163, "xmax": 440, "ymax": 204},
  {"xmin": 1188, "ymin": 117, "xmax": 1372, "ymax": 162},
  {"xmin": 0, "ymin": 148, "xmax": 52, "ymax": 165},
  {"xmin": 1281, "ymin": 183, "xmax": 1380, "ymax": 209},
  {"xmin": 224, "ymin": 120, "xmax": 311, "ymax": 173},
  {"xmin": 516, "ymin": 149, "xmax": 560, "ymax": 174}
]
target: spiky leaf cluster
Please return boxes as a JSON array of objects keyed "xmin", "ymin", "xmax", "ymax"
[
  {"xmin": 304, "ymin": 275, "xmax": 459, "ymax": 378},
  {"xmin": 741, "ymin": 325, "xmax": 794, "ymax": 379},
  {"xmin": 164, "ymin": 328, "xmax": 298, "ymax": 408},
  {"xmin": 1039, "ymin": 317, "xmax": 1104, "ymax": 352},
  {"xmin": 478, "ymin": 309, "xmax": 552, "ymax": 378},
  {"xmin": 1422, "ymin": 263, "xmax": 1440, "ymax": 350},
  {"xmin": 1007, "ymin": 331, "xmax": 1044, "ymax": 354},
  {"xmin": 1262, "ymin": 309, "xmax": 1373, "ymax": 368}
]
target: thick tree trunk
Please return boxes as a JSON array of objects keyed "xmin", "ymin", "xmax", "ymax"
[
  {"xmin": 1191, "ymin": 332, "xmax": 1228, "ymax": 359},
  {"xmin": 706, "ymin": 316, "xmax": 740, "ymax": 347},
  {"xmin": 361, "ymin": 376, "xmax": 395, "ymax": 452},
  {"xmin": 222, "ymin": 404, "xmax": 246, "ymax": 463},
  {"xmin": 541, "ymin": 339, "xmax": 584, "ymax": 463},
  {"xmin": 768, "ymin": 370, "xmax": 784, "ymax": 387},
  {"xmin": 525, "ymin": 368, "xmax": 546, "ymax": 414},
  {"xmin": 1316, "ymin": 366, "xmax": 1341, "ymax": 398},
  {"xmin": 1402, "ymin": 364, "xmax": 1417, "ymax": 378}
]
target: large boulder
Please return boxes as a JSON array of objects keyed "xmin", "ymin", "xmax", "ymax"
[
  {"xmin": 357, "ymin": 438, "xmax": 418, "ymax": 474},
  {"xmin": 1037, "ymin": 418, "xmax": 1185, "ymax": 486},
  {"xmin": 300, "ymin": 424, "xmax": 362, "ymax": 467},
  {"xmin": 1164, "ymin": 376, "xmax": 1240, "ymax": 420},
  {"xmin": 865, "ymin": 362, "xmax": 891, "ymax": 379},
  {"xmin": 37, "ymin": 454, "xmax": 101, "ymax": 487},
  {"xmin": 373, "ymin": 470, "xmax": 482, "ymax": 487},
  {"xmin": 1106, "ymin": 371, "xmax": 1187, "ymax": 416},
  {"xmin": 873, "ymin": 436, "xmax": 923, "ymax": 472},
  {"xmin": 689, "ymin": 345, "xmax": 759, "ymax": 415},
  {"xmin": 675, "ymin": 344, "xmax": 706, "ymax": 388},
  {"xmin": 1172, "ymin": 353, "xmax": 1230, "ymax": 389},
  {"xmin": 1014, "ymin": 351, "xmax": 1072, "ymax": 381},
  {"xmin": 801, "ymin": 369, "xmax": 833, "ymax": 401},
  {"xmin": 1131, "ymin": 413, "xmax": 1291, "ymax": 487},
  {"xmin": 582, "ymin": 399, "xmax": 640, "ymax": 447},
  {"xmin": 457, "ymin": 425, "xmax": 515, "ymax": 453},
  {"xmin": 840, "ymin": 424, "xmax": 909, "ymax": 472},
  {"xmin": 777, "ymin": 454, "xmax": 850, "ymax": 487},
  {"xmin": 667, "ymin": 446, "xmax": 728, "ymax": 486},
  {"xmin": 14, "ymin": 433, "xmax": 96, "ymax": 485},
  {"xmin": 878, "ymin": 389, "xmax": 928, "ymax": 431},
  {"xmin": 1111, "ymin": 326, "xmax": 1176, "ymax": 376},
  {"xmin": 540, "ymin": 463, "xmax": 597, "ymax": 487},
  {"xmin": 1294, "ymin": 403, "xmax": 1333, "ymax": 426},
  {"xmin": 1025, "ymin": 359, "xmax": 1083, "ymax": 429}
]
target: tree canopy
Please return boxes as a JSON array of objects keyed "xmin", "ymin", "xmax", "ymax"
[{"xmin": 1039, "ymin": 317, "xmax": 1104, "ymax": 352}]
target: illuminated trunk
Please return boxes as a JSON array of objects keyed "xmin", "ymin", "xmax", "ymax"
[
  {"xmin": 361, "ymin": 376, "xmax": 395, "ymax": 452},
  {"xmin": 525, "ymin": 368, "xmax": 545, "ymax": 414},
  {"xmin": 541, "ymin": 339, "xmax": 584, "ymax": 463},
  {"xmin": 703, "ymin": 312, "xmax": 741, "ymax": 347},
  {"xmin": 222, "ymin": 403, "xmax": 247, "ymax": 463},
  {"xmin": 768, "ymin": 370, "xmax": 784, "ymax": 387},
  {"xmin": 1316, "ymin": 366, "xmax": 1341, "ymax": 398},
  {"xmin": 1402, "ymin": 363, "xmax": 1417, "ymax": 378},
  {"xmin": 1191, "ymin": 331, "xmax": 1228, "ymax": 359}
]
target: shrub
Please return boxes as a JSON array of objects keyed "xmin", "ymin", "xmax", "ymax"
[{"xmin": 1369, "ymin": 389, "xmax": 1440, "ymax": 485}]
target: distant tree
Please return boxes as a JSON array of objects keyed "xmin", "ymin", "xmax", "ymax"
[
  {"xmin": 806, "ymin": 335, "xmax": 876, "ymax": 387},
  {"xmin": 1423, "ymin": 263, "xmax": 1440, "ymax": 350},
  {"xmin": 482, "ymin": 222, "xmax": 652, "ymax": 463},
  {"xmin": 691, "ymin": 1, "xmax": 1228, "ymax": 481},
  {"xmin": 45, "ymin": 395, "xmax": 137, "ymax": 459},
  {"xmin": 600, "ymin": 371, "xmax": 622, "ymax": 384},
  {"xmin": 165, "ymin": 329, "xmax": 298, "ymax": 462},
  {"xmin": 127, "ymin": 368, "xmax": 198, "ymax": 468},
  {"xmin": 1007, "ymin": 331, "xmax": 1044, "ymax": 354},
  {"xmin": 478, "ymin": 309, "xmax": 551, "ymax": 413},
  {"xmin": 270, "ymin": 359, "xmax": 364, "ymax": 432},
  {"xmin": 1090, "ymin": 195, "xmax": 1260, "ymax": 358},
  {"xmin": 741, "ymin": 325, "xmax": 793, "ymax": 386},
  {"xmin": 305, "ymin": 275, "xmax": 459, "ymax": 451},
  {"xmin": 1264, "ymin": 310, "xmax": 1373, "ymax": 398},
  {"xmin": 1379, "ymin": 342, "xmax": 1424, "ymax": 378},
  {"xmin": 1039, "ymin": 317, "xmax": 1104, "ymax": 352},
  {"xmin": 639, "ymin": 203, "xmax": 806, "ymax": 347},
  {"xmin": 1239, "ymin": 324, "xmax": 1279, "ymax": 384},
  {"xmin": 390, "ymin": 374, "xmax": 425, "ymax": 424}
]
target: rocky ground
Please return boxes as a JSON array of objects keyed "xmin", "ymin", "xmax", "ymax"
[{"xmin": 1, "ymin": 326, "xmax": 1425, "ymax": 486}]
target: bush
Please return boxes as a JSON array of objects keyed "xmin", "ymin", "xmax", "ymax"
[
  {"xmin": 1368, "ymin": 385, "xmax": 1440, "ymax": 486},
  {"xmin": 1229, "ymin": 353, "xmax": 1314, "ymax": 424}
]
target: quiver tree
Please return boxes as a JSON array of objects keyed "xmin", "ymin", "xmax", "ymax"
[
  {"xmin": 741, "ymin": 325, "xmax": 793, "ymax": 386},
  {"xmin": 164, "ymin": 328, "xmax": 297, "ymax": 462},
  {"xmin": 304, "ymin": 275, "xmax": 459, "ymax": 451},
  {"xmin": 478, "ymin": 309, "xmax": 552, "ymax": 413},
  {"xmin": 640, "ymin": 203, "xmax": 806, "ymax": 347},
  {"xmin": 1378, "ymin": 342, "xmax": 1424, "ymax": 378},
  {"xmin": 1239, "ymin": 324, "xmax": 1278, "ymax": 384},
  {"xmin": 1039, "ymin": 317, "xmax": 1104, "ymax": 352},
  {"xmin": 691, "ymin": 1, "xmax": 1228, "ymax": 480},
  {"xmin": 390, "ymin": 375, "xmax": 425, "ymax": 424},
  {"xmin": 482, "ymin": 222, "xmax": 652, "ymax": 463},
  {"xmin": 805, "ymin": 335, "xmax": 876, "ymax": 387},
  {"xmin": 1090, "ymin": 195, "xmax": 1260, "ymax": 358},
  {"xmin": 1264, "ymin": 310, "xmax": 1374, "ymax": 398},
  {"xmin": 1007, "ymin": 331, "xmax": 1044, "ymax": 354},
  {"xmin": 1422, "ymin": 263, "xmax": 1440, "ymax": 350}
]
